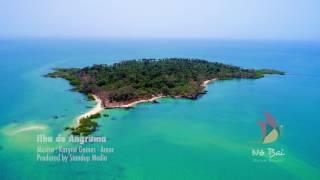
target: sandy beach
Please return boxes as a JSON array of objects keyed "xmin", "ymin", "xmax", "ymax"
[
  {"xmin": 202, "ymin": 78, "xmax": 217, "ymax": 87},
  {"xmin": 76, "ymin": 95, "xmax": 104, "ymax": 125},
  {"xmin": 75, "ymin": 94, "xmax": 164, "ymax": 125},
  {"xmin": 111, "ymin": 95, "xmax": 165, "ymax": 108},
  {"xmin": 75, "ymin": 79, "xmax": 216, "ymax": 125},
  {"xmin": 104, "ymin": 78, "xmax": 216, "ymax": 109}
]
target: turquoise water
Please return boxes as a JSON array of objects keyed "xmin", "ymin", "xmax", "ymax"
[{"xmin": 0, "ymin": 39, "xmax": 319, "ymax": 179}]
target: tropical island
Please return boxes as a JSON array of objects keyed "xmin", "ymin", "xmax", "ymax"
[{"xmin": 46, "ymin": 58, "xmax": 284, "ymax": 135}]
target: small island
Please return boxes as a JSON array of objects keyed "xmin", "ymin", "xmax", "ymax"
[{"xmin": 46, "ymin": 58, "xmax": 284, "ymax": 135}]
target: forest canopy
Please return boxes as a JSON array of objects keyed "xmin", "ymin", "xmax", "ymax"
[{"xmin": 46, "ymin": 58, "xmax": 284, "ymax": 107}]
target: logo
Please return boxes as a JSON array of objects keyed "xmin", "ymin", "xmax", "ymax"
[
  {"xmin": 251, "ymin": 112, "xmax": 286, "ymax": 163},
  {"xmin": 257, "ymin": 112, "xmax": 280, "ymax": 144}
]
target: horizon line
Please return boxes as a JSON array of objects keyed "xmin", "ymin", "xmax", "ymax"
[{"xmin": 0, "ymin": 36, "xmax": 319, "ymax": 42}]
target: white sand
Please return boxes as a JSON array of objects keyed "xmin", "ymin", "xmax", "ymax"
[
  {"xmin": 202, "ymin": 78, "xmax": 217, "ymax": 87},
  {"xmin": 107, "ymin": 79, "xmax": 217, "ymax": 109},
  {"xmin": 76, "ymin": 95, "xmax": 104, "ymax": 125},
  {"xmin": 75, "ymin": 79, "xmax": 216, "ymax": 125},
  {"xmin": 113, "ymin": 95, "xmax": 164, "ymax": 108}
]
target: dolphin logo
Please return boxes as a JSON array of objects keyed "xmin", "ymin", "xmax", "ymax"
[{"xmin": 258, "ymin": 112, "xmax": 280, "ymax": 144}]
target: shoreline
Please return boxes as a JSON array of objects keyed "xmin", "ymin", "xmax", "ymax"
[
  {"xmin": 202, "ymin": 78, "xmax": 217, "ymax": 87},
  {"xmin": 76, "ymin": 95, "xmax": 104, "ymax": 125},
  {"xmin": 108, "ymin": 95, "xmax": 165, "ymax": 108},
  {"xmin": 75, "ymin": 78, "xmax": 217, "ymax": 125},
  {"xmin": 102, "ymin": 78, "xmax": 217, "ymax": 108}
]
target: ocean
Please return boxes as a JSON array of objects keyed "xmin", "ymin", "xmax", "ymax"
[{"xmin": 0, "ymin": 39, "xmax": 319, "ymax": 180}]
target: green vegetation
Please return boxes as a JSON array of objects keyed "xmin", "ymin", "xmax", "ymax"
[
  {"xmin": 87, "ymin": 94, "xmax": 95, "ymax": 101},
  {"xmin": 255, "ymin": 69, "xmax": 286, "ymax": 78},
  {"xmin": 47, "ymin": 58, "xmax": 284, "ymax": 106},
  {"xmin": 65, "ymin": 113, "xmax": 101, "ymax": 136}
]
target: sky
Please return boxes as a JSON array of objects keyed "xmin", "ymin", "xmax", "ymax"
[{"xmin": 0, "ymin": 0, "xmax": 320, "ymax": 40}]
